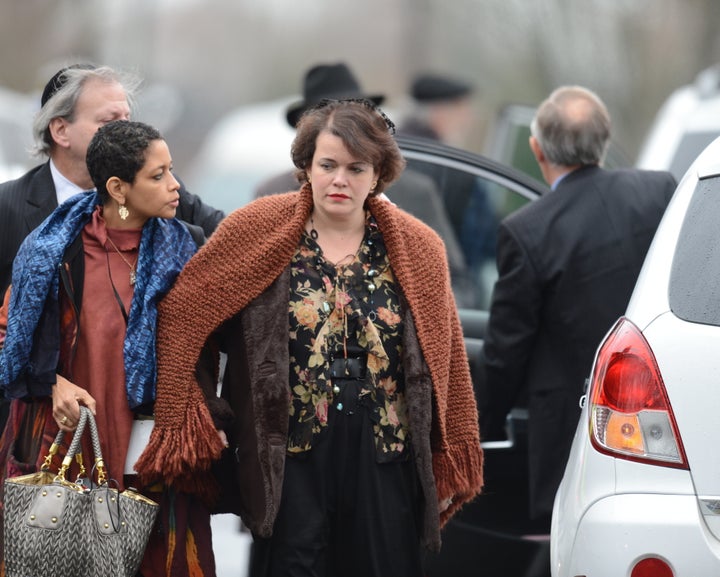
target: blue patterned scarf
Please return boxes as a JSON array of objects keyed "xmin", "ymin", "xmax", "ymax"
[{"xmin": 0, "ymin": 191, "xmax": 198, "ymax": 408}]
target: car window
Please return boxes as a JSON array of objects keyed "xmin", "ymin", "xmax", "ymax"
[
  {"xmin": 668, "ymin": 132, "xmax": 720, "ymax": 181},
  {"xmin": 485, "ymin": 104, "xmax": 545, "ymax": 185},
  {"xmin": 394, "ymin": 137, "xmax": 546, "ymax": 312},
  {"xmin": 669, "ymin": 174, "xmax": 720, "ymax": 325},
  {"xmin": 486, "ymin": 103, "xmax": 630, "ymax": 184}
]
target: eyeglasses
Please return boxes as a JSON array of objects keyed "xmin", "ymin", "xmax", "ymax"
[{"xmin": 311, "ymin": 97, "xmax": 396, "ymax": 135}]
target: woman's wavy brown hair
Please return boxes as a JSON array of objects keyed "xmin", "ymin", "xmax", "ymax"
[{"xmin": 291, "ymin": 98, "xmax": 405, "ymax": 195}]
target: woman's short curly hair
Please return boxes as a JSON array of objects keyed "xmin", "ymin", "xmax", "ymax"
[
  {"xmin": 86, "ymin": 120, "xmax": 162, "ymax": 203},
  {"xmin": 291, "ymin": 99, "xmax": 406, "ymax": 195}
]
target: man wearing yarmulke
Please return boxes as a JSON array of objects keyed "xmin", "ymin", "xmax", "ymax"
[{"xmin": 0, "ymin": 63, "xmax": 224, "ymax": 302}]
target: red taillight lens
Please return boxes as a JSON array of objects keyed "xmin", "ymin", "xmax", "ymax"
[
  {"xmin": 600, "ymin": 352, "xmax": 663, "ymax": 412},
  {"xmin": 631, "ymin": 557, "xmax": 674, "ymax": 577},
  {"xmin": 589, "ymin": 318, "xmax": 687, "ymax": 468}
]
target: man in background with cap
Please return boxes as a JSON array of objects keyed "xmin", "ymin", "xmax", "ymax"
[
  {"xmin": 400, "ymin": 72, "xmax": 476, "ymax": 147},
  {"xmin": 0, "ymin": 63, "xmax": 225, "ymax": 302},
  {"xmin": 400, "ymin": 72, "xmax": 496, "ymax": 301}
]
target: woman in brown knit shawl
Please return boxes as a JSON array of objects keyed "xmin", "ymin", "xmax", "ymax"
[{"xmin": 136, "ymin": 99, "xmax": 483, "ymax": 577}]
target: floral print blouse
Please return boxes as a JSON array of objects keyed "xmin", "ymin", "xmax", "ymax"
[{"xmin": 288, "ymin": 216, "xmax": 408, "ymax": 463}]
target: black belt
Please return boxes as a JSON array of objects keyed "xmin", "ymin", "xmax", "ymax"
[{"xmin": 330, "ymin": 356, "xmax": 367, "ymax": 380}]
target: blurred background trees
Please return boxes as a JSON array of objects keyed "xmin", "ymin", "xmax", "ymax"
[{"xmin": 1, "ymin": 0, "xmax": 719, "ymax": 171}]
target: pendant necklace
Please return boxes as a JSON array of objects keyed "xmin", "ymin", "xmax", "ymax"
[{"xmin": 105, "ymin": 235, "xmax": 138, "ymax": 286}]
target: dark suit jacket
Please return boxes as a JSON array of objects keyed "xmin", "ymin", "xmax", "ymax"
[
  {"xmin": 0, "ymin": 162, "xmax": 225, "ymax": 298},
  {"xmin": 482, "ymin": 165, "xmax": 677, "ymax": 518}
]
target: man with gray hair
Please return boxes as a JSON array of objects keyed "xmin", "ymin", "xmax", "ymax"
[
  {"xmin": 481, "ymin": 85, "xmax": 677, "ymax": 526},
  {"xmin": 0, "ymin": 63, "xmax": 224, "ymax": 300}
]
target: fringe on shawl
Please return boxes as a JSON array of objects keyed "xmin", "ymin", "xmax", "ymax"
[
  {"xmin": 433, "ymin": 439, "xmax": 484, "ymax": 527},
  {"xmin": 135, "ymin": 399, "xmax": 224, "ymax": 503}
]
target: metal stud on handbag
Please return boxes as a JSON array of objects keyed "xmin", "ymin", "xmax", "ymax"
[{"xmin": 3, "ymin": 406, "xmax": 160, "ymax": 577}]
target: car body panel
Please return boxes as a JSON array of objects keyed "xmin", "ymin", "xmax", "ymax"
[
  {"xmin": 642, "ymin": 318, "xmax": 720, "ymax": 498},
  {"xmin": 552, "ymin": 135, "xmax": 720, "ymax": 576},
  {"xmin": 552, "ymin": 406, "xmax": 699, "ymax": 576},
  {"xmin": 560, "ymin": 494, "xmax": 720, "ymax": 577}
]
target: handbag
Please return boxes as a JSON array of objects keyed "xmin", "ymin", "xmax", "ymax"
[{"xmin": 3, "ymin": 406, "xmax": 160, "ymax": 577}]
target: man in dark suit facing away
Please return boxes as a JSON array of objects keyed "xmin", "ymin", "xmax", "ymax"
[
  {"xmin": 481, "ymin": 85, "xmax": 677, "ymax": 526},
  {"xmin": 0, "ymin": 63, "xmax": 224, "ymax": 301}
]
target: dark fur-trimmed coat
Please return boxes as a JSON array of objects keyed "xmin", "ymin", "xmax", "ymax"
[{"xmin": 137, "ymin": 185, "xmax": 483, "ymax": 551}]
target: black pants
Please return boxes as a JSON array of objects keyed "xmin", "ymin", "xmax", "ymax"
[{"xmin": 250, "ymin": 379, "xmax": 424, "ymax": 577}]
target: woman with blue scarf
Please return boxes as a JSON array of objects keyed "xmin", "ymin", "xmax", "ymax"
[{"xmin": 0, "ymin": 120, "xmax": 221, "ymax": 576}]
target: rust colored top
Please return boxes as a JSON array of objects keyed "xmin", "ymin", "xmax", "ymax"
[{"xmin": 72, "ymin": 209, "xmax": 141, "ymax": 487}]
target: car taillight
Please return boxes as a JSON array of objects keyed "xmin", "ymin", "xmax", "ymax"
[
  {"xmin": 630, "ymin": 557, "xmax": 674, "ymax": 577},
  {"xmin": 589, "ymin": 317, "xmax": 687, "ymax": 468}
]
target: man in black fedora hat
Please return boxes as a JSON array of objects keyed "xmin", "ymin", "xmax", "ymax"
[
  {"xmin": 255, "ymin": 62, "xmax": 386, "ymax": 197},
  {"xmin": 284, "ymin": 62, "xmax": 385, "ymax": 128},
  {"xmin": 253, "ymin": 63, "xmax": 473, "ymax": 306}
]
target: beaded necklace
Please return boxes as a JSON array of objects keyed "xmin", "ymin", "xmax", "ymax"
[{"xmin": 306, "ymin": 215, "xmax": 387, "ymax": 357}]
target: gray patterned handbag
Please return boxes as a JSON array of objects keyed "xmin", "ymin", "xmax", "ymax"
[{"xmin": 3, "ymin": 406, "xmax": 159, "ymax": 577}]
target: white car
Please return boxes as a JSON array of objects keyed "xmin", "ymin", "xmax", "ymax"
[
  {"xmin": 637, "ymin": 64, "xmax": 720, "ymax": 182},
  {"xmin": 551, "ymin": 136, "xmax": 720, "ymax": 576},
  {"xmin": 0, "ymin": 85, "xmax": 34, "ymax": 180}
]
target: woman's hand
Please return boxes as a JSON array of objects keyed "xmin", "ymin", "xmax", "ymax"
[
  {"xmin": 439, "ymin": 497, "xmax": 453, "ymax": 513},
  {"xmin": 52, "ymin": 374, "xmax": 96, "ymax": 431},
  {"xmin": 218, "ymin": 429, "xmax": 230, "ymax": 449}
]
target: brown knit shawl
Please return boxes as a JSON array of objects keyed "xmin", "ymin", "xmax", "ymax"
[{"xmin": 136, "ymin": 185, "xmax": 483, "ymax": 514}]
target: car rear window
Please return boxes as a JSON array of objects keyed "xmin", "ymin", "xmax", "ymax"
[
  {"xmin": 669, "ymin": 132, "xmax": 720, "ymax": 181},
  {"xmin": 669, "ymin": 175, "xmax": 720, "ymax": 325}
]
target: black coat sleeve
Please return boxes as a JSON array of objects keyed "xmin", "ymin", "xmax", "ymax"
[
  {"xmin": 481, "ymin": 221, "xmax": 543, "ymax": 439},
  {"xmin": 176, "ymin": 178, "xmax": 225, "ymax": 238}
]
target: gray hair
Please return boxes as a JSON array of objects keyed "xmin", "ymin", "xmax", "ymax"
[
  {"xmin": 530, "ymin": 85, "xmax": 611, "ymax": 167},
  {"xmin": 31, "ymin": 66, "xmax": 141, "ymax": 157}
]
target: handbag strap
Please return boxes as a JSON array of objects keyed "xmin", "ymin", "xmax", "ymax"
[
  {"xmin": 83, "ymin": 407, "xmax": 107, "ymax": 484},
  {"xmin": 55, "ymin": 406, "xmax": 108, "ymax": 485}
]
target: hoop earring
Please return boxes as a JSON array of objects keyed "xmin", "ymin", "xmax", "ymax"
[{"xmin": 118, "ymin": 204, "xmax": 129, "ymax": 221}]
